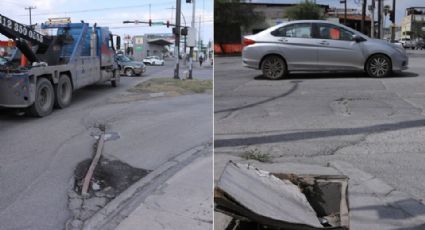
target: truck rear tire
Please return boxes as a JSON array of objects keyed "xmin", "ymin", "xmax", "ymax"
[
  {"xmin": 55, "ymin": 74, "xmax": 73, "ymax": 109},
  {"xmin": 111, "ymin": 70, "xmax": 120, "ymax": 87},
  {"xmin": 29, "ymin": 78, "xmax": 55, "ymax": 117}
]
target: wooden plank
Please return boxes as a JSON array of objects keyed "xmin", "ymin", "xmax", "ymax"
[{"xmin": 81, "ymin": 134, "xmax": 105, "ymax": 196}]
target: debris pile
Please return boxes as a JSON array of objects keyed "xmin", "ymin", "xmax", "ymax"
[{"xmin": 66, "ymin": 158, "xmax": 150, "ymax": 230}]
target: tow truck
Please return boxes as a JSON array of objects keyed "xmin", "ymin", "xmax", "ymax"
[{"xmin": 0, "ymin": 15, "xmax": 121, "ymax": 117}]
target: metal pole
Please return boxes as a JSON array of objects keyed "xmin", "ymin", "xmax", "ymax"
[
  {"xmin": 361, "ymin": 0, "xmax": 366, "ymax": 34},
  {"xmin": 378, "ymin": 0, "xmax": 382, "ymax": 38},
  {"xmin": 188, "ymin": 0, "xmax": 196, "ymax": 79},
  {"xmin": 25, "ymin": 6, "xmax": 36, "ymax": 27},
  {"xmin": 371, "ymin": 0, "xmax": 375, "ymax": 38},
  {"xmin": 391, "ymin": 0, "xmax": 396, "ymax": 42},
  {"xmin": 173, "ymin": 0, "xmax": 181, "ymax": 79},
  {"xmin": 341, "ymin": 1, "xmax": 347, "ymax": 25}
]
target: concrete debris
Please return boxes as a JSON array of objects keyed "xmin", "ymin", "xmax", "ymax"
[
  {"xmin": 215, "ymin": 161, "xmax": 350, "ymax": 230},
  {"xmin": 66, "ymin": 156, "xmax": 150, "ymax": 230},
  {"xmin": 91, "ymin": 182, "xmax": 101, "ymax": 191}
]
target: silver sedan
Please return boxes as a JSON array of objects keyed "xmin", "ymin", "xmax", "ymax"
[{"xmin": 242, "ymin": 20, "xmax": 408, "ymax": 79}]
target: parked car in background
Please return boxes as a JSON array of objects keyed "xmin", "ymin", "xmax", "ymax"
[
  {"xmin": 242, "ymin": 20, "xmax": 408, "ymax": 79},
  {"xmin": 400, "ymin": 38, "xmax": 414, "ymax": 49},
  {"xmin": 143, "ymin": 56, "xmax": 164, "ymax": 66},
  {"xmin": 115, "ymin": 54, "xmax": 146, "ymax": 76}
]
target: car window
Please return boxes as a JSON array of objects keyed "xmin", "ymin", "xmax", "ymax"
[
  {"xmin": 272, "ymin": 23, "xmax": 312, "ymax": 38},
  {"xmin": 316, "ymin": 23, "xmax": 354, "ymax": 41}
]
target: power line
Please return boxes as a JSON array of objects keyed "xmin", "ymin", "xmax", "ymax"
[
  {"xmin": 17, "ymin": 2, "xmax": 174, "ymax": 17},
  {"xmin": 1, "ymin": 0, "xmax": 26, "ymax": 8}
]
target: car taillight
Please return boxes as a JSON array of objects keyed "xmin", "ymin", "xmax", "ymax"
[{"xmin": 243, "ymin": 38, "xmax": 255, "ymax": 47}]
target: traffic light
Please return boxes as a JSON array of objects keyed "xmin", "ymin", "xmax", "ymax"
[
  {"xmin": 186, "ymin": 0, "xmax": 191, "ymax": 3},
  {"xmin": 172, "ymin": 27, "xmax": 177, "ymax": 35},
  {"xmin": 389, "ymin": 10, "xmax": 395, "ymax": 23},
  {"xmin": 149, "ymin": 19, "xmax": 152, "ymax": 26},
  {"xmin": 166, "ymin": 21, "xmax": 170, "ymax": 28},
  {"xmin": 181, "ymin": 27, "xmax": 188, "ymax": 36}
]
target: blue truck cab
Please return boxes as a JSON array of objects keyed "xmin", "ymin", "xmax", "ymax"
[{"xmin": 0, "ymin": 16, "xmax": 120, "ymax": 117}]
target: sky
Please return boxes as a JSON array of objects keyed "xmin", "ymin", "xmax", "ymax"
[
  {"xmin": 251, "ymin": 0, "xmax": 425, "ymax": 25},
  {"xmin": 0, "ymin": 0, "xmax": 213, "ymax": 43}
]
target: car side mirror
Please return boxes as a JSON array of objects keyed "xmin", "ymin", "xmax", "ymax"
[{"xmin": 353, "ymin": 34, "xmax": 365, "ymax": 43}]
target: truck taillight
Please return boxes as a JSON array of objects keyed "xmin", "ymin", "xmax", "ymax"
[{"xmin": 243, "ymin": 38, "xmax": 255, "ymax": 47}]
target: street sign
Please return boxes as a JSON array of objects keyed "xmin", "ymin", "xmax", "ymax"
[{"xmin": 187, "ymin": 27, "xmax": 196, "ymax": 47}]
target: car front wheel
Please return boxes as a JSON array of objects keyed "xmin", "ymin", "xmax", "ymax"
[
  {"xmin": 261, "ymin": 55, "xmax": 286, "ymax": 80},
  {"xmin": 125, "ymin": 68, "xmax": 135, "ymax": 77},
  {"xmin": 366, "ymin": 54, "xmax": 392, "ymax": 78}
]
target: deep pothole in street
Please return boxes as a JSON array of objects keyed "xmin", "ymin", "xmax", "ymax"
[{"xmin": 65, "ymin": 156, "xmax": 150, "ymax": 230}]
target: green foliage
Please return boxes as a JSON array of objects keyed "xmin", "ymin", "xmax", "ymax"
[
  {"xmin": 241, "ymin": 149, "xmax": 272, "ymax": 163},
  {"xmin": 412, "ymin": 21, "xmax": 425, "ymax": 39},
  {"xmin": 285, "ymin": 0, "xmax": 325, "ymax": 20},
  {"xmin": 214, "ymin": 0, "xmax": 264, "ymax": 28}
]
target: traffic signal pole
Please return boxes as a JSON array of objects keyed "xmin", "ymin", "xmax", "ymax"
[
  {"xmin": 173, "ymin": 0, "xmax": 181, "ymax": 79},
  {"xmin": 188, "ymin": 0, "xmax": 195, "ymax": 79},
  {"xmin": 390, "ymin": 0, "xmax": 396, "ymax": 42}
]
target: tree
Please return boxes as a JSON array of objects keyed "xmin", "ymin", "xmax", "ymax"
[
  {"xmin": 214, "ymin": 0, "xmax": 264, "ymax": 53},
  {"xmin": 412, "ymin": 21, "xmax": 425, "ymax": 39},
  {"xmin": 285, "ymin": 0, "xmax": 325, "ymax": 20},
  {"xmin": 214, "ymin": 0, "xmax": 263, "ymax": 29}
]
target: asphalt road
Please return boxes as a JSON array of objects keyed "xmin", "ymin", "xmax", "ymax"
[
  {"xmin": 0, "ymin": 60, "xmax": 212, "ymax": 230},
  {"xmin": 215, "ymin": 52, "xmax": 425, "ymax": 203}
]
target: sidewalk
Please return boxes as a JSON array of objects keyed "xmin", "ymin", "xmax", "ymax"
[
  {"xmin": 214, "ymin": 153, "xmax": 425, "ymax": 230},
  {"xmin": 115, "ymin": 154, "xmax": 213, "ymax": 230}
]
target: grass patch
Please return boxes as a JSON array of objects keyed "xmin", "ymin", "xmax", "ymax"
[
  {"xmin": 128, "ymin": 78, "xmax": 212, "ymax": 95},
  {"xmin": 241, "ymin": 149, "xmax": 272, "ymax": 163}
]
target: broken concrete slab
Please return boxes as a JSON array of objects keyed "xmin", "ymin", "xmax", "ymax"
[{"xmin": 216, "ymin": 161, "xmax": 323, "ymax": 229}]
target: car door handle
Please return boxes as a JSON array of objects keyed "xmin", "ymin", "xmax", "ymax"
[
  {"xmin": 278, "ymin": 38, "xmax": 288, "ymax": 43},
  {"xmin": 319, "ymin": 41, "xmax": 329, "ymax": 45}
]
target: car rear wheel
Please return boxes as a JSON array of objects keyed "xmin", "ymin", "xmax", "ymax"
[
  {"xmin": 54, "ymin": 74, "xmax": 72, "ymax": 109},
  {"xmin": 29, "ymin": 78, "xmax": 55, "ymax": 117},
  {"xmin": 366, "ymin": 54, "xmax": 392, "ymax": 78},
  {"xmin": 261, "ymin": 55, "xmax": 286, "ymax": 80},
  {"xmin": 111, "ymin": 70, "xmax": 120, "ymax": 87}
]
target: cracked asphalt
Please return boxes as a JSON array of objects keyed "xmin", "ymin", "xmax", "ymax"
[
  {"xmin": 214, "ymin": 53, "xmax": 425, "ymax": 203},
  {"xmin": 0, "ymin": 61, "xmax": 212, "ymax": 230}
]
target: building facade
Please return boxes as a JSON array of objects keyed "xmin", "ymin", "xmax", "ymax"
[{"xmin": 401, "ymin": 7, "xmax": 425, "ymax": 40}]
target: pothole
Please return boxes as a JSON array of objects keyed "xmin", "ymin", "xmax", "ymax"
[{"xmin": 65, "ymin": 157, "xmax": 150, "ymax": 230}]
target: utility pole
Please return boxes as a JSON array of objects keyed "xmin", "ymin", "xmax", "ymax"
[
  {"xmin": 390, "ymin": 0, "xmax": 396, "ymax": 42},
  {"xmin": 188, "ymin": 0, "xmax": 196, "ymax": 79},
  {"xmin": 377, "ymin": 0, "xmax": 382, "ymax": 38},
  {"xmin": 198, "ymin": 15, "xmax": 201, "ymax": 53},
  {"xmin": 25, "ymin": 6, "xmax": 36, "ymax": 27},
  {"xmin": 361, "ymin": 0, "xmax": 366, "ymax": 34},
  {"xmin": 340, "ymin": 0, "xmax": 347, "ymax": 25},
  {"xmin": 370, "ymin": 0, "xmax": 375, "ymax": 38},
  {"xmin": 173, "ymin": 0, "xmax": 181, "ymax": 79}
]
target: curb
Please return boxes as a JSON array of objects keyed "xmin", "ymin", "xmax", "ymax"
[
  {"xmin": 82, "ymin": 142, "xmax": 212, "ymax": 230},
  {"xmin": 329, "ymin": 160, "xmax": 425, "ymax": 225}
]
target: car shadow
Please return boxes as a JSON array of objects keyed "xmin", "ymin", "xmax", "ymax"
[{"xmin": 253, "ymin": 71, "xmax": 419, "ymax": 80}]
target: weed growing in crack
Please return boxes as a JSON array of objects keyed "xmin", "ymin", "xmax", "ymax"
[{"xmin": 241, "ymin": 149, "xmax": 272, "ymax": 163}]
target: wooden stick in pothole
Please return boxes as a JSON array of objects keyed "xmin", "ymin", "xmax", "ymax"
[{"xmin": 81, "ymin": 133, "xmax": 105, "ymax": 196}]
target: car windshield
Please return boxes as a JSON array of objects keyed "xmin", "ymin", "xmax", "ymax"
[{"xmin": 118, "ymin": 56, "xmax": 131, "ymax": 62}]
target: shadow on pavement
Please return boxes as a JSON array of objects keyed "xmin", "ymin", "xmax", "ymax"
[
  {"xmin": 215, "ymin": 118, "xmax": 425, "ymax": 148},
  {"xmin": 215, "ymin": 81, "xmax": 299, "ymax": 114},
  {"xmin": 253, "ymin": 71, "xmax": 418, "ymax": 80}
]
